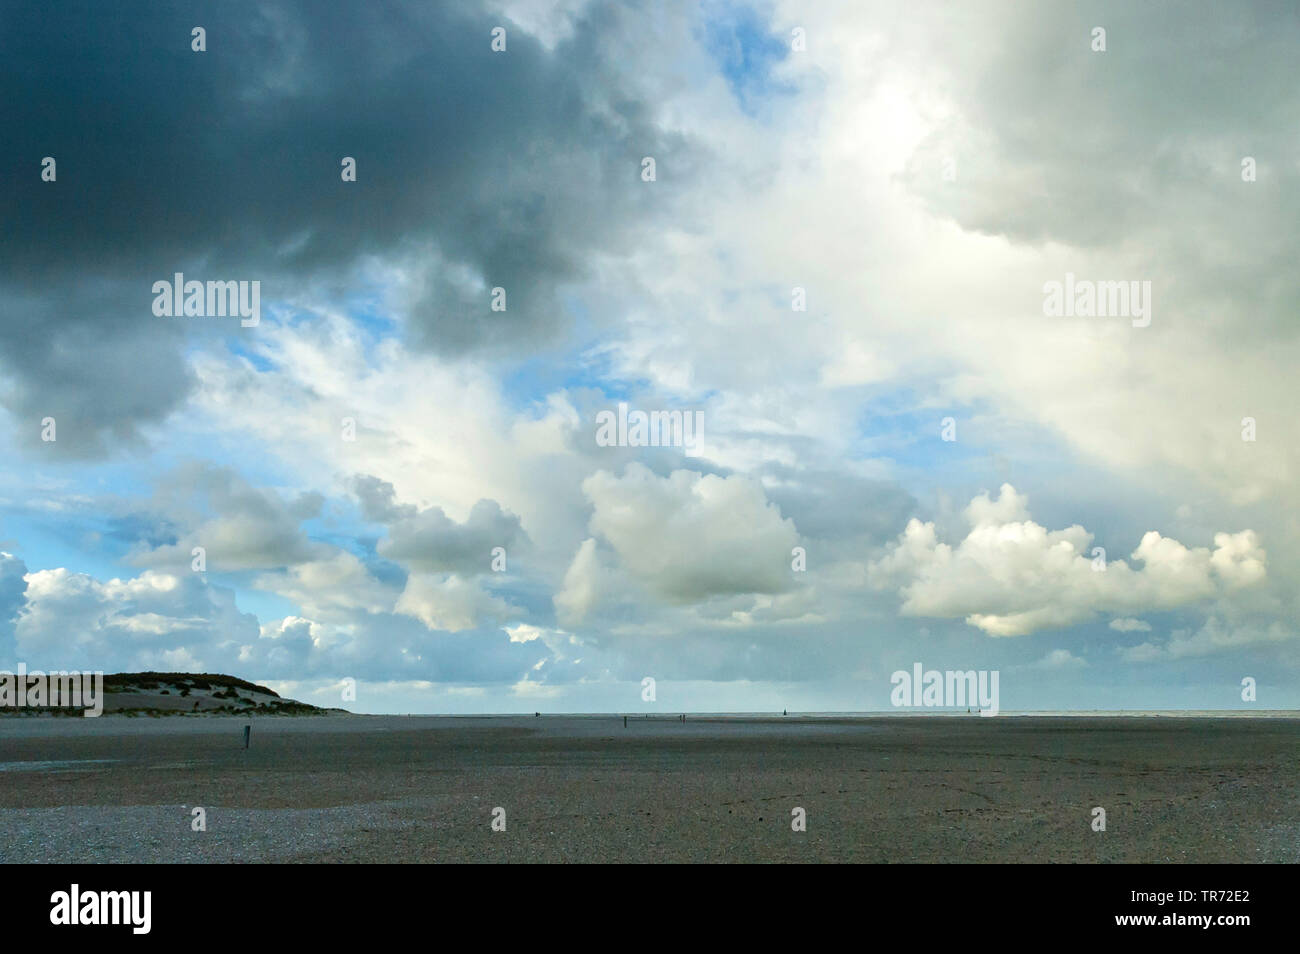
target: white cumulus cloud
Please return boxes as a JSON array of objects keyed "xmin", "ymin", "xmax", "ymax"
[{"xmin": 868, "ymin": 484, "xmax": 1266, "ymax": 636}]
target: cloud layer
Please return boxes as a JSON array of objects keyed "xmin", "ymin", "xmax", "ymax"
[{"xmin": 1, "ymin": 1, "xmax": 1296, "ymax": 710}]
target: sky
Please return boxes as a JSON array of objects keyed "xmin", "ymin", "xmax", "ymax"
[{"xmin": 0, "ymin": 0, "xmax": 1296, "ymax": 713}]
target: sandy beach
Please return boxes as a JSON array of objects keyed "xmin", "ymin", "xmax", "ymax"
[{"xmin": 1, "ymin": 714, "xmax": 1296, "ymax": 863}]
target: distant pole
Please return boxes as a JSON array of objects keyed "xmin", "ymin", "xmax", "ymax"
[
  {"xmin": 243, "ymin": 725, "xmax": 251, "ymax": 749},
  {"xmin": 623, "ymin": 715, "xmax": 627, "ymax": 728}
]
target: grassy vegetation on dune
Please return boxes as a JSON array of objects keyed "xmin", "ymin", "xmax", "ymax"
[
  {"xmin": 1, "ymin": 672, "xmax": 338, "ymax": 716},
  {"xmin": 103, "ymin": 672, "xmax": 282, "ymax": 697}
]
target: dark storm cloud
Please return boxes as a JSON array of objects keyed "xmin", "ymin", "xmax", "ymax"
[
  {"xmin": 0, "ymin": 282, "xmax": 197, "ymax": 455},
  {"xmin": 0, "ymin": 0, "xmax": 701, "ymax": 453}
]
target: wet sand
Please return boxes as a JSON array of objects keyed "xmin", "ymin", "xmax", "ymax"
[{"xmin": 1, "ymin": 714, "xmax": 1296, "ymax": 863}]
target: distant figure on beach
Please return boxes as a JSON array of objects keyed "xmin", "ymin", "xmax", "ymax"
[{"xmin": 783, "ymin": 709, "xmax": 787, "ymax": 716}]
